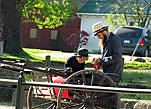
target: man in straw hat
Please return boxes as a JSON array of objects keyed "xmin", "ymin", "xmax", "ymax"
[
  {"xmin": 92, "ymin": 22, "xmax": 123, "ymax": 109},
  {"xmin": 92, "ymin": 21, "xmax": 123, "ymax": 82},
  {"xmin": 64, "ymin": 48, "xmax": 89, "ymax": 76}
]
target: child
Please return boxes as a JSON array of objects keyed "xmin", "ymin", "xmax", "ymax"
[{"xmin": 64, "ymin": 48, "xmax": 89, "ymax": 76}]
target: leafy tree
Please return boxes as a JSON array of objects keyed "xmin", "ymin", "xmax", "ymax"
[
  {"xmin": 18, "ymin": 0, "xmax": 73, "ymax": 29},
  {"xmin": 0, "ymin": 0, "xmax": 73, "ymax": 55},
  {"xmin": 104, "ymin": 0, "xmax": 151, "ymax": 29}
]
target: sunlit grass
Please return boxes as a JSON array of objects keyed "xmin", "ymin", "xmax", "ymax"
[
  {"xmin": 3, "ymin": 48, "xmax": 93, "ymax": 63},
  {"xmin": 124, "ymin": 61, "xmax": 151, "ymax": 70},
  {"xmin": 23, "ymin": 48, "xmax": 63, "ymax": 54},
  {"xmin": 3, "ymin": 52, "xmax": 45, "ymax": 63}
]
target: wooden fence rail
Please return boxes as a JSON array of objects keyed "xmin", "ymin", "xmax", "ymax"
[{"xmin": 0, "ymin": 77, "xmax": 151, "ymax": 109}]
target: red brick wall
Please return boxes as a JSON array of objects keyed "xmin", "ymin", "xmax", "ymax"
[{"xmin": 22, "ymin": 15, "xmax": 81, "ymax": 52}]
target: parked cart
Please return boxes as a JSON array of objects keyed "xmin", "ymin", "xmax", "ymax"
[{"xmin": 0, "ymin": 57, "xmax": 121, "ymax": 109}]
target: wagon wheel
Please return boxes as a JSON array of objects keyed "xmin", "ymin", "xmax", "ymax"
[
  {"xmin": 27, "ymin": 86, "xmax": 57, "ymax": 109},
  {"xmin": 57, "ymin": 70, "xmax": 121, "ymax": 109}
]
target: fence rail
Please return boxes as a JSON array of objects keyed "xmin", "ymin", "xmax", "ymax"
[
  {"xmin": 0, "ymin": 77, "xmax": 151, "ymax": 109},
  {"xmin": 23, "ymin": 81, "xmax": 151, "ymax": 95}
]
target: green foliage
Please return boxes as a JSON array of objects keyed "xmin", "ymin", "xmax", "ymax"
[
  {"xmin": 103, "ymin": 12, "xmax": 127, "ymax": 31},
  {"xmin": 18, "ymin": 0, "xmax": 73, "ymax": 29},
  {"xmin": 103, "ymin": 0, "xmax": 151, "ymax": 28}
]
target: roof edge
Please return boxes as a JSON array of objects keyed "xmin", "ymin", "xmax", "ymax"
[
  {"xmin": 76, "ymin": 13, "xmax": 124, "ymax": 16},
  {"xmin": 76, "ymin": 13, "xmax": 151, "ymax": 16},
  {"xmin": 76, "ymin": 13, "xmax": 108, "ymax": 16}
]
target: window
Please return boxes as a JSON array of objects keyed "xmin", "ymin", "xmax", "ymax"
[
  {"xmin": 51, "ymin": 30, "xmax": 57, "ymax": 40},
  {"xmin": 30, "ymin": 28, "xmax": 37, "ymax": 38},
  {"xmin": 116, "ymin": 27, "xmax": 142, "ymax": 38}
]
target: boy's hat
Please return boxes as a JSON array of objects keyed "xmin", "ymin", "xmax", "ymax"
[
  {"xmin": 92, "ymin": 22, "xmax": 108, "ymax": 36},
  {"xmin": 75, "ymin": 48, "xmax": 89, "ymax": 57}
]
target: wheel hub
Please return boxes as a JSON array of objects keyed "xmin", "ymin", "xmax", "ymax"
[{"xmin": 84, "ymin": 98, "xmax": 94, "ymax": 108}]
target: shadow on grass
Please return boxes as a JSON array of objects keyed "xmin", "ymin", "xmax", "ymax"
[
  {"xmin": 5, "ymin": 49, "xmax": 66, "ymax": 68},
  {"xmin": 16, "ymin": 49, "xmax": 38, "ymax": 60},
  {"xmin": 4, "ymin": 49, "xmax": 92, "ymax": 69}
]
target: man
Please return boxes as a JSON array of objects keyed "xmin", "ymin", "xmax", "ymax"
[
  {"xmin": 92, "ymin": 21, "xmax": 123, "ymax": 83},
  {"xmin": 64, "ymin": 48, "xmax": 89, "ymax": 76},
  {"xmin": 92, "ymin": 22, "xmax": 123, "ymax": 109}
]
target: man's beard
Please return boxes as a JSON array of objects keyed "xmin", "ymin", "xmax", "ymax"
[
  {"xmin": 99, "ymin": 34, "xmax": 107, "ymax": 47},
  {"xmin": 103, "ymin": 34, "xmax": 107, "ymax": 46}
]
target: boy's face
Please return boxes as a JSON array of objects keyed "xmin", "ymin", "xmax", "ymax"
[{"xmin": 76, "ymin": 56, "xmax": 88, "ymax": 63}]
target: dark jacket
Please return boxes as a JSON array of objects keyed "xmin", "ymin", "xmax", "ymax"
[
  {"xmin": 64, "ymin": 56, "xmax": 85, "ymax": 75},
  {"xmin": 101, "ymin": 32, "xmax": 123, "ymax": 81}
]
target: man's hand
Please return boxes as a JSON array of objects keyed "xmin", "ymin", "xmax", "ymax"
[
  {"xmin": 94, "ymin": 58, "xmax": 101, "ymax": 64},
  {"xmin": 67, "ymin": 67, "xmax": 73, "ymax": 73}
]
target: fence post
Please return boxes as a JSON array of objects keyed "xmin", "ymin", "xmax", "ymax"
[
  {"xmin": 45, "ymin": 55, "xmax": 51, "ymax": 67},
  {"xmin": 16, "ymin": 72, "xmax": 25, "ymax": 109}
]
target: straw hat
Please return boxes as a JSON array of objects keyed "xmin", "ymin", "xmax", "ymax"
[{"xmin": 92, "ymin": 22, "xmax": 108, "ymax": 36}]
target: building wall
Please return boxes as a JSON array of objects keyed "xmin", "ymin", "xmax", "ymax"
[
  {"xmin": 22, "ymin": 15, "xmax": 81, "ymax": 52},
  {"xmin": 80, "ymin": 14, "xmax": 151, "ymax": 52},
  {"xmin": 22, "ymin": 23, "xmax": 51, "ymax": 49},
  {"xmin": 80, "ymin": 15, "xmax": 105, "ymax": 52}
]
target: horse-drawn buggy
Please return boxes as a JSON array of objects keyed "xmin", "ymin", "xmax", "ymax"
[{"xmin": 0, "ymin": 57, "xmax": 121, "ymax": 109}]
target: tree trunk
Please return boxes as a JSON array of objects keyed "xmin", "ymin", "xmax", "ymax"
[{"xmin": 1, "ymin": 0, "xmax": 22, "ymax": 54}]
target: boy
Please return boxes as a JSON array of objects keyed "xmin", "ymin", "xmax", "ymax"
[{"xmin": 64, "ymin": 48, "xmax": 89, "ymax": 76}]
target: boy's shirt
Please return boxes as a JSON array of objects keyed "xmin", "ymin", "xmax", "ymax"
[{"xmin": 64, "ymin": 56, "xmax": 85, "ymax": 74}]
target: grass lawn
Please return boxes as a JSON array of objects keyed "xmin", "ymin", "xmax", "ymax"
[
  {"xmin": 120, "ymin": 72, "xmax": 151, "ymax": 100},
  {"xmin": 2, "ymin": 48, "xmax": 151, "ymax": 100},
  {"xmin": 122, "ymin": 72, "xmax": 151, "ymax": 86}
]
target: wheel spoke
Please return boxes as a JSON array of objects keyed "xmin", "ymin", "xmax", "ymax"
[
  {"xmin": 79, "ymin": 104, "xmax": 85, "ymax": 109},
  {"xmin": 32, "ymin": 101, "xmax": 54, "ymax": 108},
  {"xmin": 69, "ymin": 77, "xmax": 78, "ymax": 84},
  {"xmin": 62, "ymin": 103, "xmax": 84, "ymax": 109},
  {"xmin": 90, "ymin": 92, "xmax": 97, "ymax": 99},
  {"xmin": 47, "ymin": 103, "xmax": 56, "ymax": 109},
  {"xmin": 74, "ymin": 92, "xmax": 85, "ymax": 100},
  {"xmin": 90, "ymin": 73, "xmax": 95, "ymax": 86},
  {"xmin": 94, "ymin": 106, "xmax": 101, "ymax": 109},
  {"xmin": 99, "ymin": 78, "xmax": 105, "ymax": 86},
  {"xmin": 95, "ymin": 93, "xmax": 115, "ymax": 101},
  {"xmin": 81, "ymin": 73, "xmax": 87, "ymax": 85},
  {"xmin": 69, "ymin": 90, "xmax": 85, "ymax": 100}
]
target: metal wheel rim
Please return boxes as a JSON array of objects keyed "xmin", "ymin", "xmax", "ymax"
[
  {"xmin": 27, "ymin": 86, "xmax": 57, "ymax": 109},
  {"xmin": 57, "ymin": 70, "xmax": 120, "ymax": 109}
]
